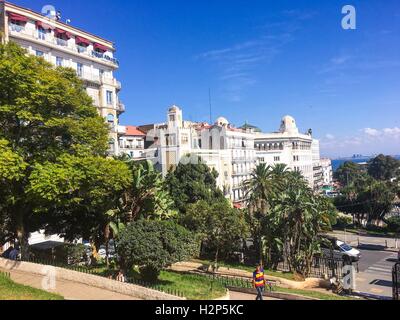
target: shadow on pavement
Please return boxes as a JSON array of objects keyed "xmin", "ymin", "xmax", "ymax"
[
  {"xmin": 369, "ymin": 279, "xmax": 393, "ymax": 288},
  {"xmin": 357, "ymin": 244, "xmax": 386, "ymax": 251}
]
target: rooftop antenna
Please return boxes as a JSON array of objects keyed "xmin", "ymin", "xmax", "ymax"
[{"xmin": 208, "ymin": 88, "xmax": 212, "ymax": 124}]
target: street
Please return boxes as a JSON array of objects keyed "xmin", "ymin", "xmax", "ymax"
[{"xmin": 330, "ymin": 230, "xmax": 399, "ymax": 299}]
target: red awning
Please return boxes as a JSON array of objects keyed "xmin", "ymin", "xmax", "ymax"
[
  {"xmin": 8, "ymin": 12, "xmax": 28, "ymax": 23},
  {"xmin": 75, "ymin": 36, "xmax": 91, "ymax": 47},
  {"xmin": 93, "ymin": 42, "xmax": 109, "ymax": 53},
  {"xmin": 54, "ymin": 28, "xmax": 72, "ymax": 40},
  {"xmin": 35, "ymin": 21, "xmax": 53, "ymax": 31}
]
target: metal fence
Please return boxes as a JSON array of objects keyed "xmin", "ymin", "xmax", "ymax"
[
  {"xmin": 0, "ymin": 270, "xmax": 11, "ymax": 279},
  {"xmin": 22, "ymin": 257, "xmax": 184, "ymax": 298},
  {"xmin": 393, "ymin": 263, "xmax": 400, "ymax": 300},
  {"xmin": 271, "ymin": 255, "xmax": 346, "ymax": 280}
]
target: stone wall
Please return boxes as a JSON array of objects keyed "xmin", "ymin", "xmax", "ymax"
[{"xmin": 0, "ymin": 258, "xmax": 185, "ymax": 300}]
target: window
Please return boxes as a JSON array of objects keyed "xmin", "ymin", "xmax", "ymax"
[
  {"xmin": 77, "ymin": 63, "xmax": 83, "ymax": 77},
  {"xmin": 106, "ymin": 91, "xmax": 113, "ymax": 105},
  {"xmin": 38, "ymin": 28, "xmax": 46, "ymax": 40},
  {"xmin": 56, "ymin": 57, "xmax": 63, "ymax": 67},
  {"xmin": 36, "ymin": 50, "xmax": 44, "ymax": 57},
  {"xmin": 107, "ymin": 114, "xmax": 114, "ymax": 123},
  {"xmin": 274, "ymin": 156, "xmax": 280, "ymax": 162}
]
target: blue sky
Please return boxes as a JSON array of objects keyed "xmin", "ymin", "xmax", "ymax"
[{"xmin": 13, "ymin": 0, "xmax": 400, "ymax": 158}]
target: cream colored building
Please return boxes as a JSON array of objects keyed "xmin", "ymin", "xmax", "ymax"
[
  {"xmin": 143, "ymin": 106, "xmax": 256, "ymax": 204},
  {"xmin": 0, "ymin": 2, "xmax": 124, "ymax": 154},
  {"xmin": 118, "ymin": 125, "xmax": 146, "ymax": 160},
  {"xmin": 254, "ymin": 116, "xmax": 318, "ymax": 188}
]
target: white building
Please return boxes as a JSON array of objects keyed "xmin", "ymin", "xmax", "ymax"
[
  {"xmin": 0, "ymin": 2, "xmax": 124, "ymax": 155},
  {"xmin": 118, "ymin": 125, "xmax": 146, "ymax": 160},
  {"xmin": 144, "ymin": 106, "xmax": 256, "ymax": 204},
  {"xmin": 320, "ymin": 158, "xmax": 333, "ymax": 186},
  {"xmin": 254, "ymin": 116, "xmax": 316, "ymax": 188}
]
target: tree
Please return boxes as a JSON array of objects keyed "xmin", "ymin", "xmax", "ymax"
[
  {"xmin": 116, "ymin": 220, "xmax": 198, "ymax": 281},
  {"xmin": 182, "ymin": 199, "xmax": 248, "ymax": 271},
  {"xmin": 368, "ymin": 154, "xmax": 400, "ymax": 181},
  {"xmin": 28, "ymin": 154, "xmax": 131, "ymax": 261},
  {"xmin": 121, "ymin": 159, "xmax": 177, "ymax": 222},
  {"xmin": 243, "ymin": 164, "xmax": 338, "ymax": 276},
  {"xmin": 164, "ymin": 155, "xmax": 224, "ymax": 213},
  {"xmin": 0, "ymin": 42, "xmax": 123, "ymax": 257},
  {"xmin": 334, "ymin": 161, "xmax": 365, "ymax": 186}
]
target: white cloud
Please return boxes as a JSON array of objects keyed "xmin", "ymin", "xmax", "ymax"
[
  {"xmin": 320, "ymin": 127, "xmax": 400, "ymax": 158},
  {"xmin": 363, "ymin": 128, "xmax": 381, "ymax": 137},
  {"xmin": 325, "ymin": 134, "xmax": 335, "ymax": 140}
]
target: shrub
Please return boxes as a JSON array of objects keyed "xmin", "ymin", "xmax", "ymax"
[
  {"xmin": 334, "ymin": 215, "xmax": 353, "ymax": 228},
  {"xmin": 386, "ymin": 216, "xmax": 400, "ymax": 233},
  {"xmin": 116, "ymin": 220, "xmax": 199, "ymax": 281}
]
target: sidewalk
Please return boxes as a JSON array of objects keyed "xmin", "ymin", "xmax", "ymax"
[{"xmin": 1, "ymin": 268, "xmax": 140, "ymax": 300}]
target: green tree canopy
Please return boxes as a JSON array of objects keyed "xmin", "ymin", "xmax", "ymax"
[
  {"xmin": 182, "ymin": 199, "xmax": 248, "ymax": 269},
  {"xmin": 334, "ymin": 161, "xmax": 366, "ymax": 187},
  {"xmin": 164, "ymin": 156, "xmax": 224, "ymax": 213},
  {"xmin": 368, "ymin": 154, "xmax": 400, "ymax": 181},
  {"xmin": 116, "ymin": 219, "xmax": 198, "ymax": 281},
  {"xmin": 0, "ymin": 42, "xmax": 127, "ymax": 256}
]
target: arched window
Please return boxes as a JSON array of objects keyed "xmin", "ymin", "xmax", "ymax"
[{"xmin": 107, "ymin": 114, "xmax": 114, "ymax": 123}]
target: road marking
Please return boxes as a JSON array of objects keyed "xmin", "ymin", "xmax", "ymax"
[{"xmin": 368, "ymin": 266, "xmax": 392, "ymax": 271}]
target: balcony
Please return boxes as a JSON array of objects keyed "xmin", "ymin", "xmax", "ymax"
[
  {"xmin": 117, "ymin": 102, "xmax": 125, "ymax": 114},
  {"xmin": 8, "ymin": 24, "xmax": 119, "ymax": 67},
  {"xmin": 10, "ymin": 23, "xmax": 24, "ymax": 33},
  {"xmin": 92, "ymin": 50, "xmax": 119, "ymax": 66},
  {"xmin": 55, "ymin": 37, "xmax": 68, "ymax": 47}
]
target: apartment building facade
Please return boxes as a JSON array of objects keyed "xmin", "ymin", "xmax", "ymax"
[
  {"xmin": 142, "ymin": 106, "xmax": 256, "ymax": 204},
  {"xmin": 0, "ymin": 1, "xmax": 124, "ymax": 154},
  {"xmin": 118, "ymin": 125, "xmax": 146, "ymax": 160},
  {"xmin": 254, "ymin": 116, "xmax": 317, "ymax": 188}
]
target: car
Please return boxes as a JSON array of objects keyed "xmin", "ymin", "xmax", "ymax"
[{"xmin": 320, "ymin": 236, "xmax": 361, "ymax": 263}]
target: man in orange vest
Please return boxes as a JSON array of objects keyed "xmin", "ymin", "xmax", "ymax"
[{"xmin": 253, "ymin": 264, "xmax": 266, "ymax": 300}]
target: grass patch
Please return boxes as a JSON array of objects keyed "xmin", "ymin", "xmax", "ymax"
[
  {"xmin": 157, "ymin": 271, "xmax": 226, "ymax": 300},
  {"xmin": 191, "ymin": 259, "xmax": 298, "ymax": 281},
  {"xmin": 274, "ymin": 286, "xmax": 356, "ymax": 300},
  {"xmin": 0, "ymin": 274, "xmax": 63, "ymax": 300},
  {"xmin": 81, "ymin": 265, "xmax": 226, "ymax": 300}
]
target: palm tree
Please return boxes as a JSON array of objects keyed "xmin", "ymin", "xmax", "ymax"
[{"xmin": 243, "ymin": 164, "xmax": 278, "ymax": 264}]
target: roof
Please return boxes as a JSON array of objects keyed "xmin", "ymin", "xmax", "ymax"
[
  {"xmin": 3, "ymin": 1, "xmax": 115, "ymax": 49},
  {"xmin": 239, "ymin": 123, "xmax": 262, "ymax": 132},
  {"xmin": 124, "ymin": 126, "xmax": 145, "ymax": 136}
]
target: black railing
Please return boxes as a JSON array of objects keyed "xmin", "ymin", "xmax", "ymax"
[
  {"xmin": 272, "ymin": 255, "xmax": 346, "ymax": 280},
  {"xmin": 393, "ymin": 263, "xmax": 400, "ymax": 300},
  {"xmin": 22, "ymin": 257, "xmax": 184, "ymax": 298}
]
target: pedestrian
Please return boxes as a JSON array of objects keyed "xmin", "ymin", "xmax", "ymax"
[
  {"xmin": 253, "ymin": 264, "xmax": 266, "ymax": 301},
  {"xmin": 1, "ymin": 246, "xmax": 14, "ymax": 259},
  {"xmin": 9, "ymin": 246, "xmax": 19, "ymax": 261}
]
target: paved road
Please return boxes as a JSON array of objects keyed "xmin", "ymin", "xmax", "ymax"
[
  {"xmin": 329, "ymin": 230, "xmax": 400, "ymax": 251},
  {"xmin": 1, "ymin": 268, "xmax": 140, "ymax": 300},
  {"xmin": 355, "ymin": 249, "xmax": 397, "ymax": 298},
  {"xmin": 229, "ymin": 291, "xmax": 281, "ymax": 300}
]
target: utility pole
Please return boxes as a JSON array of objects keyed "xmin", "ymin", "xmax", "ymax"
[{"xmin": 208, "ymin": 88, "xmax": 212, "ymax": 124}]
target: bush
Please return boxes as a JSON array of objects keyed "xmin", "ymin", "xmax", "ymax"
[
  {"xmin": 334, "ymin": 215, "xmax": 353, "ymax": 228},
  {"xmin": 386, "ymin": 216, "xmax": 400, "ymax": 233},
  {"xmin": 116, "ymin": 220, "xmax": 199, "ymax": 281},
  {"xmin": 365, "ymin": 224, "xmax": 387, "ymax": 233}
]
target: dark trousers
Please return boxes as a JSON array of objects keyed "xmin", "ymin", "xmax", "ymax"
[{"xmin": 256, "ymin": 286, "xmax": 264, "ymax": 300}]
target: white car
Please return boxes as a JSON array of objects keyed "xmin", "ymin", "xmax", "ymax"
[
  {"xmin": 335, "ymin": 240, "xmax": 361, "ymax": 263},
  {"xmin": 321, "ymin": 237, "xmax": 361, "ymax": 263}
]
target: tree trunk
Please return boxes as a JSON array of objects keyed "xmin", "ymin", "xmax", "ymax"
[
  {"xmin": 213, "ymin": 248, "xmax": 219, "ymax": 274},
  {"xmin": 16, "ymin": 211, "xmax": 29, "ymax": 260},
  {"xmin": 104, "ymin": 225, "xmax": 110, "ymax": 267}
]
